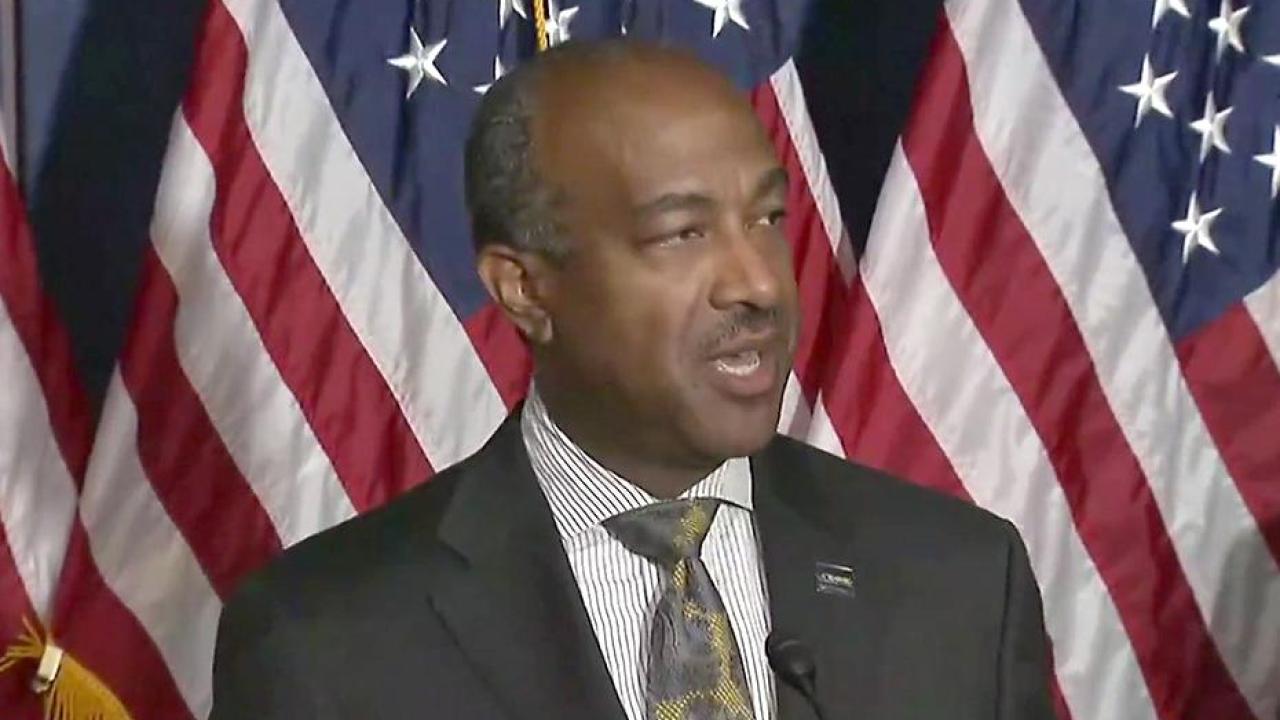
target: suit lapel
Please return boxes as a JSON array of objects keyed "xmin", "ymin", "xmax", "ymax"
[
  {"xmin": 422, "ymin": 421, "xmax": 888, "ymax": 720},
  {"xmin": 424, "ymin": 415, "xmax": 627, "ymax": 720},
  {"xmin": 752, "ymin": 439, "xmax": 887, "ymax": 719}
]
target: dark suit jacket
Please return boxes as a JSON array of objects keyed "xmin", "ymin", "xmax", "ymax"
[{"xmin": 210, "ymin": 413, "xmax": 1055, "ymax": 719}]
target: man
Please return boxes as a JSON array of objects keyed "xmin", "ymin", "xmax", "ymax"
[{"xmin": 211, "ymin": 40, "xmax": 1055, "ymax": 719}]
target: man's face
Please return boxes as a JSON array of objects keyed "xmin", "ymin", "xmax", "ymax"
[{"xmin": 533, "ymin": 61, "xmax": 799, "ymax": 468}]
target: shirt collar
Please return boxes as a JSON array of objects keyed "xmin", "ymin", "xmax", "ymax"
[{"xmin": 521, "ymin": 387, "xmax": 753, "ymax": 542}]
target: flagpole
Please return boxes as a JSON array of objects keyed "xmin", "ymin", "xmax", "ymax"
[{"xmin": 0, "ymin": 0, "xmax": 21, "ymax": 187}]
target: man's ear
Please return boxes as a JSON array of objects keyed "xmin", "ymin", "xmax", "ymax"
[{"xmin": 476, "ymin": 243, "xmax": 556, "ymax": 345}]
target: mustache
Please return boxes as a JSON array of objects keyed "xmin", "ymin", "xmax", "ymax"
[{"xmin": 699, "ymin": 307, "xmax": 788, "ymax": 355}]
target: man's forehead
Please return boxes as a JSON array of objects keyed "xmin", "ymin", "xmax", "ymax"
[
  {"xmin": 631, "ymin": 166, "xmax": 789, "ymax": 219},
  {"xmin": 532, "ymin": 45, "xmax": 749, "ymax": 141},
  {"xmin": 537, "ymin": 71, "xmax": 764, "ymax": 171}
]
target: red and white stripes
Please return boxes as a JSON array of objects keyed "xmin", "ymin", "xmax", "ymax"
[
  {"xmin": 36, "ymin": 0, "xmax": 515, "ymax": 713},
  {"xmin": 0, "ymin": 166, "xmax": 74, "ymax": 641},
  {"xmin": 0, "ymin": 110, "xmax": 87, "ymax": 720},
  {"xmin": 1246, "ymin": 274, "xmax": 1280, "ymax": 364},
  {"xmin": 949, "ymin": 0, "xmax": 1278, "ymax": 714},
  {"xmin": 762, "ymin": 0, "xmax": 1280, "ymax": 717}
]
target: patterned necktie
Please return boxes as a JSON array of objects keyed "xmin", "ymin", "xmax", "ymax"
[{"xmin": 604, "ymin": 498, "xmax": 757, "ymax": 720}]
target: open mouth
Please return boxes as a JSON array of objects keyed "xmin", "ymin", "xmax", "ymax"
[
  {"xmin": 706, "ymin": 344, "xmax": 777, "ymax": 399},
  {"xmin": 713, "ymin": 350, "xmax": 762, "ymax": 377}
]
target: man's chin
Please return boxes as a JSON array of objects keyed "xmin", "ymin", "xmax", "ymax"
[{"xmin": 688, "ymin": 401, "xmax": 782, "ymax": 460}]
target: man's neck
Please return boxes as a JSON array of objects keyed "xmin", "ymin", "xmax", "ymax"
[{"xmin": 531, "ymin": 384, "xmax": 719, "ymax": 500}]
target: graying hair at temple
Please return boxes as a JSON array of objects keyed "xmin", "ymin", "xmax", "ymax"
[{"xmin": 463, "ymin": 40, "xmax": 656, "ymax": 258}]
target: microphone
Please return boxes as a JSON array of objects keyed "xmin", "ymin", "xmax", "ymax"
[{"xmin": 766, "ymin": 633, "xmax": 829, "ymax": 720}]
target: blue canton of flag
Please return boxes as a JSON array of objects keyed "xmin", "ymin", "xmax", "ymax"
[
  {"xmin": 276, "ymin": 0, "xmax": 809, "ymax": 322},
  {"xmin": 1023, "ymin": 0, "xmax": 1280, "ymax": 339}
]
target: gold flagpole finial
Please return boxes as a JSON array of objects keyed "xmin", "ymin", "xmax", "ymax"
[{"xmin": 1, "ymin": 617, "xmax": 135, "ymax": 720}]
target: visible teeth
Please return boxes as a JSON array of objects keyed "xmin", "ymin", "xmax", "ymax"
[{"xmin": 714, "ymin": 350, "xmax": 761, "ymax": 377}]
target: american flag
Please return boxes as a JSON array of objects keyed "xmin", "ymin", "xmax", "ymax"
[
  {"xmin": 1, "ymin": 0, "xmax": 1277, "ymax": 718},
  {"xmin": 0, "ymin": 104, "xmax": 90, "ymax": 720}
]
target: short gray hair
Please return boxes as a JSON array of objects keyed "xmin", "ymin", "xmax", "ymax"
[
  {"xmin": 464, "ymin": 40, "xmax": 650, "ymax": 257},
  {"xmin": 464, "ymin": 50, "xmax": 565, "ymax": 257}
]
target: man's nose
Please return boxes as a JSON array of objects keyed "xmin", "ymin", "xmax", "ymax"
[{"xmin": 708, "ymin": 226, "xmax": 785, "ymax": 311}]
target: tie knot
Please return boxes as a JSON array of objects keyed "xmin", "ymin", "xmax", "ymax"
[{"xmin": 604, "ymin": 498, "xmax": 722, "ymax": 567}]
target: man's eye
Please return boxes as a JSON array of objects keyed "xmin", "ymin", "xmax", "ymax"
[
  {"xmin": 752, "ymin": 209, "xmax": 787, "ymax": 229},
  {"xmin": 656, "ymin": 226, "xmax": 706, "ymax": 246},
  {"xmin": 747, "ymin": 209, "xmax": 787, "ymax": 231}
]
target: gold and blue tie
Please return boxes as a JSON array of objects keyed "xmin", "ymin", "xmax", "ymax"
[{"xmin": 604, "ymin": 499, "xmax": 756, "ymax": 720}]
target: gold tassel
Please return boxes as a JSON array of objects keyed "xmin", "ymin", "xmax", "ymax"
[
  {"xmin": 1, "ymin": 617, "xmax": 134, "ymax": 720},
  {"xmin": 533, "ymin": 0, "xmax": 550, "ymax": 51}
]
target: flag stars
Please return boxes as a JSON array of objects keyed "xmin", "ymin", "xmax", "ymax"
[
  {"xmin": 693, "ymin": 0, "xmax": 751, "ymax": 38},
  {"xmin": 1189, "ymin": 94, "xmax": 1233, "ymax": 161},
  {"xmin": 544, "ymin": 0, "xmax": 580, "ymax": 46},
  {"xmin": 1254, "ymin": 126, "xmax": 1280, "ymax": 200},
  {"xmin": 1172, "ymin": 192, "xmax": 1223, "ymax": 263},
  {"xmin": 499, "ymin": 0, "xmax": 527, "ymax": 29},
  {"xmin": 620, "ymin": 0, "xmax": 635, "ymax": 35},
  {"xmin": 1119, "ymin": 55, "xmax": 1177, "ymax": 128},
  {"xmin": 1207, "ymin": 0, "xmax": 1249, "ymax": 59},
  {"xmin": 1151, "ymin": 0, "xmax": 1190, "ymax": 28},
  {"xmin": 387, "ymin": 28, "xmax": 448, "ymax": 98},
  {"xmin": 1265, "ymin": 54, "xmax": 1280, "ymax": 67},
  {"xmin": 474, "ymin": 55, "xmax": 508, "ymax": 95}
]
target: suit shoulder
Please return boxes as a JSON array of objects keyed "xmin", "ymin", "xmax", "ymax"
[
  {"xmin": 224, "ymin": 452, "xmax": 475, "ymax": 614},
  {"xmin": 764, "ymin": 435, "xmax": 1014, "ymax": 545}
]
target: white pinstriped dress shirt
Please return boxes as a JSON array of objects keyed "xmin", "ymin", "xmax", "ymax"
[{"xmin": 521, "ymin": 389, "xmax": 777, "ymax": 720}]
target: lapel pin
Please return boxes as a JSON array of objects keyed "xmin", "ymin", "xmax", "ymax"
[{"xmin": 815, "ymin": 561, "xmax": 857, "ymax": 599}]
